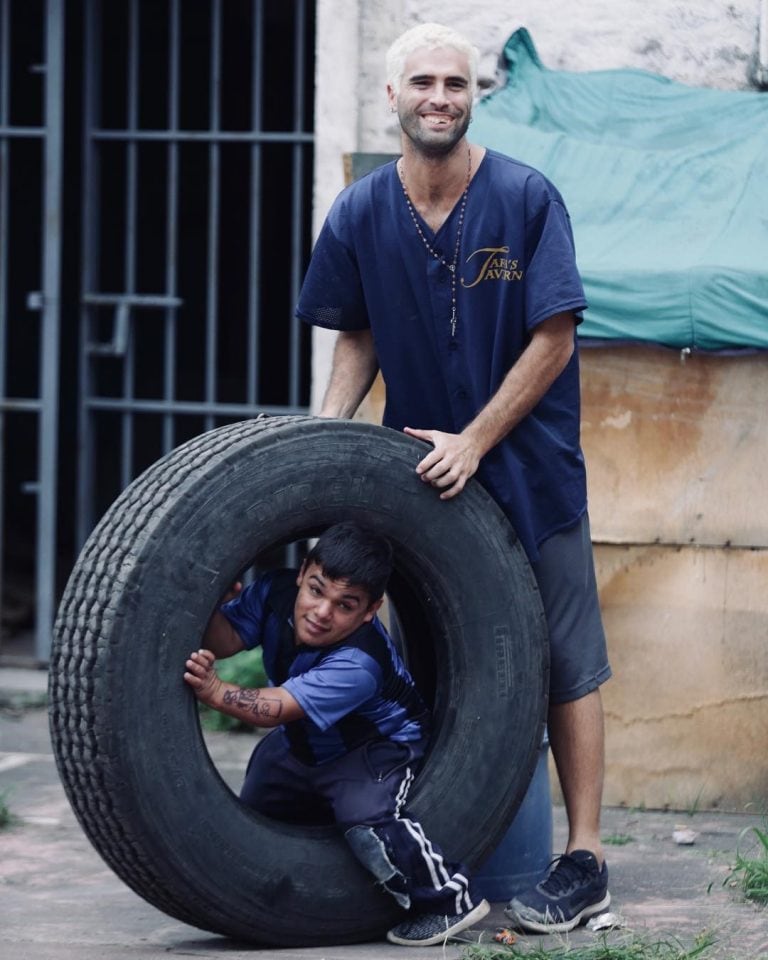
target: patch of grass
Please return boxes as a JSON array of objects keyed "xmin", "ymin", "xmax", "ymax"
[
  {"xmin": 461, "ymin": 930, "xmax": 717, "ymax": 960},
  {"xmin": 602, "ymin": 832, "xmax": 636, "ymax": 846},
  {"xmin": 685, "ymin": 784, "xmax": 707, "ymax": 817},
  {"xmin": 0, "ymin": 788, "xmax": 16, "ymax": 829},
  {"xmin": 726, "ymin": 822, "xmax": 768, "ymax": 905},
  {"xmin": 198, "ymin": 647, "xmax": 268, "ymax": 732}
]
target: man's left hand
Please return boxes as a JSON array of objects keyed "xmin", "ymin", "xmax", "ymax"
[
  {"xmin": 184, "ymin": 648, "xmax": 223, "ymax": 706},
  {"xmin": 403, "ymin": 427, "xmax": 481, "ymax": 499}
]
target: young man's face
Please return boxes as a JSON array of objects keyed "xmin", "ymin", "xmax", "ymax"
[
  {"xmin": 387, "ymin": 45, "xmax": 473, "ymax": 157},
  {"xmin": 293, "ymin": 561, "xmax": 382, "ymax": 647}
]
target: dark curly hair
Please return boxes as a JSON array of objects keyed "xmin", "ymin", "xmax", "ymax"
[{"xmin": 305, "ymin": 522, "xmax": 394, "ymax": 603}]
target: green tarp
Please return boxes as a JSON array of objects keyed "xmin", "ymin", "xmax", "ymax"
[{"xmin": 472, "ymin": 29, "xmax": 768, "ymax": 350}]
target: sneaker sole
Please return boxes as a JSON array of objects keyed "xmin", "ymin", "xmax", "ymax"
[
  {"xmin": 386, "ymin": 899, "xmax": 491, "ymax": 946},
  {"xmin": 505, "ymin": 891, "xmax": 611, "ymax": 935}
]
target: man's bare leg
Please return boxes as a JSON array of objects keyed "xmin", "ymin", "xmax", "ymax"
[{"xmin": 548, "ymin": 687, "xmax": 606, "ymax": 866}]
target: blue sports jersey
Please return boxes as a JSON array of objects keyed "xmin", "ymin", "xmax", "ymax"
[
  {"xmin": 297, "ymin": 149, "xmax": 589, "ymax": 561},
  {"xmin": 220, "ymin": 570, "xmax": 430, "ymax": 765}
]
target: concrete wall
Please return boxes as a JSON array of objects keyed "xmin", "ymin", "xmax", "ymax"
[
  {"xmin": 582, "ymin": 347, "xmax": 768, "ymax": 810},
  {"xmin": 310, "ymin": 1, "xmax": 768, "ymax": 810}
]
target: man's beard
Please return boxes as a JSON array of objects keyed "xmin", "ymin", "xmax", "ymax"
[{"xmin": 399, "ymin": 108, "xmax": 471, "ymax": 158}]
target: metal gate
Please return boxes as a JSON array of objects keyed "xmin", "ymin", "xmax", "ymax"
[
  {"xmin": 0, "ymin": 0, "xmax": 64, "ymax": 663},
  {"xmin": 78, "ymin": 0, "xmax": 314, "ymax": 542},
  {"xmin": 0, "ymin": 0, "xmax": 315, "ymax": 663}
]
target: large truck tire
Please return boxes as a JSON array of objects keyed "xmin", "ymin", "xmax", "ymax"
[{"xmin": 48, "ymin": 416, "xmax": 548, "ymax": 945}]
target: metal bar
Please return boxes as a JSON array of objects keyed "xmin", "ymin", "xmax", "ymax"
[
  {"xmin": 287, "ymin": 0, "xmax": 307, "ymax": 578},
  {"xmin": 0, "ymin": 399, "xmax": 44, "ymax": 413},
  {"xmin": 288, "ymin": 156, "xmax": 305, "ymax": 406},
  {"xmin": 246, "ymin": 0, "xmax": 264, "ymax": 406},
  {"xmin": 76, "ymin": 0, "xmax": 102, "ymax": 548},
  {"xmin": 121, "ymin": 0, "xmax": 140, "ymax": 493},
  {"xmin": 0, "ymin": 125, "xmax": 46, "ymax": 138},
  {"xmin": 84, "ymin": 294, "xmax": 183, "ymax": 356},
  {"xmin": 83, "ymin": 293, "xmax": 182, "ymax": 307},
  {"xmin": 90, "ymin": 128, "xmax": 313, "ymax": 143},
  {"xmin": 204, "ymin": 0, "xmax": 222, "ymax": 432},
  {"xmin": 84, "ymin": 397, "xmax": 307, "ymax": 417},
  {"xmin": 0, "ymin": 0, "xmax": 9, "ymax": 164},
  {"xmin": 163, "ymin": 0, "xmax": 181, "ymax": 454},
  {"xmin": 288, "ymin": 0, "xmax": 307, "ymax": 407},
  {"xmin": 0, "ymin": 0, "xmax": 10, "ymax": 639},
  {"xmin": 35, "ymin": 0, "xmax": 66, "ymax": 661}
]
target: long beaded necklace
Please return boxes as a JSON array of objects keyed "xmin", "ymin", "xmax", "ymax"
[{"xmin": 398, "ymin": 147, "xmax": 472, "ymax": 338}]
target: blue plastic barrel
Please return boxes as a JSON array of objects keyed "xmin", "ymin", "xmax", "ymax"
[{"xmin": 472, "ymin": 735, "xmax": 552, "ymax": 901}]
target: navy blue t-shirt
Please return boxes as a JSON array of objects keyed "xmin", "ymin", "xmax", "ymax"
[
  {"xmin": 297, "ymin": 148, "xmax": 588, "ymax": 561},
  {"xmin": 220, "ymin": 570, "xmax": 430, "ymax": 765}
]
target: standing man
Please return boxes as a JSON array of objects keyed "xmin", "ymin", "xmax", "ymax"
[{"xmin": 296, "ymin": 22, "xmax": 612, "ymax": 934}]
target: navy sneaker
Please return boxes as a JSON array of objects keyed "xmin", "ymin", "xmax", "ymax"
[
  {"xmin": 386, "ymin": 899, "xmax": 490, "ymax": 946},
  {"xmin": 504, "ymin": 850, "xmax": 610, "ymax": 934}
]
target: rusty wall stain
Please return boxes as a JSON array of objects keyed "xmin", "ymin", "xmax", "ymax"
[
  {"xmin": 581, "ymin": 345, "xmax": 768, "ymax": 547},
  {"xmin": 594, "ymin": 542, "xmax": 768, "ymax": 810}
]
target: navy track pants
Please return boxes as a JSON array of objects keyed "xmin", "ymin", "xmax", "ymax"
[{"xmin": 240, "ymin": 729, "xmax": 477, "ymax": 916}]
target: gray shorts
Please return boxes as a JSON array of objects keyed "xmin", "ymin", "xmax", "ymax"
[{"xmin": 531, "ymin": 512, "xmax": 612, "ymax": 705}]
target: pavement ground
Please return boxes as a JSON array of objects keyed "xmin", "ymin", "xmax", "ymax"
[{"xmin": 1, "ymin": 668, "xmax": 766, "ymax": 960}]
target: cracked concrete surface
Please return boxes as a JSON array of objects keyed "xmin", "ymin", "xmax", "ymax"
[{"xmin": 1, "ymin": 697, "xmax": 766, "ymax": 960}]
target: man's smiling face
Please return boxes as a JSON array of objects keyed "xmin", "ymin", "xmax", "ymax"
[
  {"xmin": 293, "ymin": 561, "xmax": 381, "ymax": 648},
  {"xmin": 388, "ymin": 45, "xmax": 473, "ymax": 157}
]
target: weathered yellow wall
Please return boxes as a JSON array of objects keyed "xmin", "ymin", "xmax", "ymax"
[
  {"xmin": 582, "ymin": 346, "xmax": 768, "ymax": 549},
  {"xmin": 595, "ymin": 543, "xmax": 768, "ymax": 810},
  {"xmin": 581, "ymin": 345, "xmax": 768, "ymax": 811}
]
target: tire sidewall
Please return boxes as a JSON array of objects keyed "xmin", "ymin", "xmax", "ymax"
[{"xmin": 52, "ymin": 418, "xmax": 548, "ymax": 944}]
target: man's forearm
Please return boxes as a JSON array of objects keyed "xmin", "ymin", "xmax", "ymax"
[
  {"xmin": 463, "ymin": 312, "xmax": 576, "ymax": 455},
  {"xmin": 204, "ymin": 681, "xmax": 287, "ymax": 728},
  {"xmin": 184, "ymin": 649, "xmax": 305, "ymax": 727},
  {"xmin": 319, "ymin": 329, "xmax": 379, "ymax": 418}
]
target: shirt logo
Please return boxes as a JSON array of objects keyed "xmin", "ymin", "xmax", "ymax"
[{"xmin": 461, "ymin": 246, "xmax": 524, "ymax": 288}]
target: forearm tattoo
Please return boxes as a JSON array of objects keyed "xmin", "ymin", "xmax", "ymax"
[{"xmin": 222, "ymin": 686, "xmax": 282, "ymax": 719}]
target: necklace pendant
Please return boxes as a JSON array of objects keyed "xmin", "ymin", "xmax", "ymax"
[{"xmin": 400, "ymin": 144, "xmax": 471, "ymax": 344}]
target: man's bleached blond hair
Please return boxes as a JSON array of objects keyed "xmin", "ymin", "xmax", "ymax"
[{"xmin": 386, "ymin": 22, "xmax": 479, "ymax": 96}]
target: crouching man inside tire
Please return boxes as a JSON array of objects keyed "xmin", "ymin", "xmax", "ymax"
[{"xmin": 183, "ymin": 521, "xmax": 490, "ymax": 947}]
